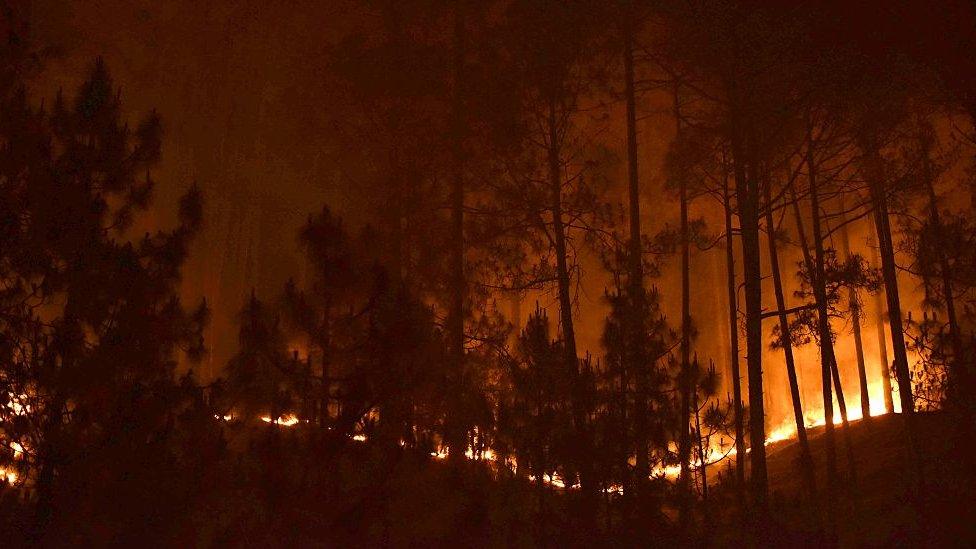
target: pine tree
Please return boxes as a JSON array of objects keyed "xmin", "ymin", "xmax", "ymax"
[{"xmin": 0, "ymin": 58, "xmax": 206, "ymax": 542}]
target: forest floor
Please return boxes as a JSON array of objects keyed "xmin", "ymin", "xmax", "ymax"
[
  {"xmin": 4, "ymin": 411, "xmax": 972, "ymax": 547},
  {"xmin": 709, "ymin": 410, "xmax": 976, "ymax": 547}
]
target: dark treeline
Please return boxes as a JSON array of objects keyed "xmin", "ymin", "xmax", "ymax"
[{"xmin": 2, "ymin": 0, "xmax": 976, "ymax": 546}]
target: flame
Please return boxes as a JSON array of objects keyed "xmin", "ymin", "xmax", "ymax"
[
  {"xmin": 260, "ymin": 414, "xmax": 300, "ymax": 426},
  {"xmin": 7, "ymin": 396, "xmax": 29, "ymax": 416},
  {"xmin": 765, "ymin": 423, "xmax": 797, "ymax": 444},
  {"xmin": 0, "ymin": 394, "xmax": 29, "ymax": 485},
  {"xmin": 0, "ymin": 468, "xmax": 16, "ymax": 484},
  {"xmin": 664, "ymin": 365, "xmax": 907, "ymax": 483},
  {"xmin": 0, "ymin": 350, "xmax": 909, "ymax": 493},
  {"xmin": 464, "ymin": 447, "xmax": 496, "ymax": 461},
  {"xmin": 759, "ymin": 373, "xmax": 902, "ymax": 448},
  {"xmin": 648, "ymin": 373, "xmax": 901, "ymax": 481},
  {"xmin": 0, "ymin": 441, "xmax": 24, "ymax": 485},
  {"xmin": 526, "ymin": 472, "xmax": 576, "ymax": 489}
]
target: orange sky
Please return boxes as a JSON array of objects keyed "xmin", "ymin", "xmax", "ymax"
[{"xmin": 27, "ymin": 0, "xmax": 964, "ymax": 432}]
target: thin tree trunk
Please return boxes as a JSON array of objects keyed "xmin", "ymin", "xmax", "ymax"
[
  {"xmin": 851, "ymin": 307, "xmax": 870, "ymax": 420},
  {"xmin": 864, "ymin": 150, "xmax": 915, "ymax": 416},
  {"xmin": 828, "ymin": 353, "xmax": 859, "ymax": 485},
  {"xmin": 796, "ymin": 161, "xmax": 853, "ymax": 462},
  {"xmin": 764, "ymin": 182, "xmax": 816, "ymax": 497},
  {"xmin": 694, "ymin": 381, "xmax": 708, "ymax": 503},
  {"xmin": 837, "ymin": 200, "xmax": 871, "ymax": 420},
  {"xmin": 320, "ymin": 303, "xmax": 332, "ymax": 428},
  {"xmin": 623, "ymin": 19, "xmax": 649, "ymax": 497},
  {"xmin": 863, "ymin": 137, "xmax": 926, "ymax": 540},
  {"xmin": 803, "ymin": 140, "xmax": 840, "ymax": 537},
  {"xmin": 923, "ymin": 157, "xmax": 964, "ymax": 399},
  {"xmin": 547, "ymin": 100, "xmax": 596, "ymax": 523},
  {"xmin": 446, "ymin": 0, "xmax": 467, "ymax": 462},
  {"xmin": 804, "ymin": 131, "xmax": 861, "ymax": 537},
  {"xmin": 722, "ymin": 169, "xmax": 746, "ymax": 503},
  {"xmin": 675, "ymin": 83, "xmax": 695, "ymax": 530},
  {"xmin": 869, "ymin": 235, "xmax": 895, "ymax": 413},
  {"xmin": 731, "ymin": 126, "xmax": 767, "ymax": 515},
  {"xmin": 299, "ymin": 352, "xmax": 311, "ymax": 422},
  {"xmin": 547, "ymin": 109, "xmax": 577, "ymax": 426}
]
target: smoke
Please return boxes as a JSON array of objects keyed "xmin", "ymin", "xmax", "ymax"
[{"xmin": 27, "ymin": 0, "xmax": 941, "ymax": 434}]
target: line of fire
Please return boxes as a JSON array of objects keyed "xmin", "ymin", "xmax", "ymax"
[{"xmin": 1, "ymin": 1, "xmax": 975, "ymax": 546}]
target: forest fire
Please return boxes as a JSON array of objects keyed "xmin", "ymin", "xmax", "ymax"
[
  {"xmin": 0, "ymin": 467, "xmax": 16, "ymax": 484},
  {"xmin": 259, "ymin": 414, "xmax": 301, "ymax": 427},
  {"xmin": 0, "ymin": 441, "xmax": 21, "ymax": 483},
  {"xmin": 764, "ymin": 375, "xmax": 903, "ymax": 445},
  {"xmin": 2, "ymin": 0, "xmax": 976, "ymax": 546}
]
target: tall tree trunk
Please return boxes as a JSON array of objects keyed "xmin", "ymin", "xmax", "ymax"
[
  {"xmin": 869, "ymin": 235, "xmax": 895, "ymax": 413},
  {"xmin": 864, "ymin": 149, "xmax": 915, "ymax": 417},
  {"xmin": 863, "ymin": 137, "xmax": 926, "ymax": 538},
  {"xmin": 722, "ymin": 171, "xmax": 746, "ymax": 502},
  {"xmin": 825, "ymin": 306, "xmax": 860, "ymax": 490},
  {"xmin": 622, "ymin": 19, "xmax": 649, "ymax": 497},
  {"xmin": 805, "ymin": 133, "xmax": 861, "ymax": 537},
  {"xmin": 693, "ymin": 378, "xmax": 708, "ymax": 504},
  {"xmin": 446, "ymin": 0, "xmax": 467, "ymax": 462},
  {"xmin": 803, "ymin": 140, "xmax": 841, "ymax": 537},
  {"xmin": 923, "ymin": 156, "xmax": 964, "ymax": 401},
  {"xmin": 547, "ymin": 107, "xmax": 577, "ymax": 426},
  {"xmin": 547, "ymin": 101, "xmax": 596, "ymax": 522},
  {"xmin": 730, "ymin": 127, "xmax": 767, "ymax": 515},
  {"xmin": 837, "ymin": 200, "xmax": 871, "ymax": 420},
  {"xmin": 675, "ymin": 84, "xmax": 695, "ymax": 530},
  {"xmin": 763, "ymin": 182, "xmax": 816, "ymax": 497},
  {"xmin": 319, "ymin": 302, "xmax": 332, "ymax": 428}
]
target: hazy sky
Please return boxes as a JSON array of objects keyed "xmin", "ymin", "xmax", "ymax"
[
  {"xmin": 26, "ymin": 0, "xmax": 937, "ymax": 429},
  {"xmin": 33, "ymin": 1, "xmax": 367, "ymax": 374}
]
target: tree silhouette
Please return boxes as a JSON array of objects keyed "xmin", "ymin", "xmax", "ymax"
[{"xmin": 0, "ymin": 56, "xmax": 207, "ymax": 544}]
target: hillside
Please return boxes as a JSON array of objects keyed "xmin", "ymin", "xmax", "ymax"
[{"xmin": 711, "ymin": 412, "xmax": 976, "ymax": 547}]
